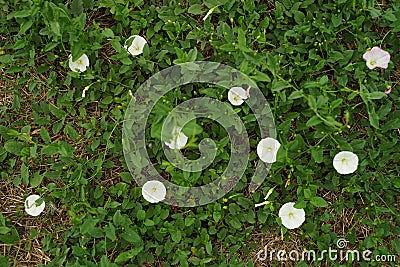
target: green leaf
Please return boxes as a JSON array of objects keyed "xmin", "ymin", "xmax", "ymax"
[
  {"xmin": 365, "ymin": 92, "xmax": 386, "ymax": 100},
  {"xmin": 18, "ymin": 20, "xmax": 34, "ymax": 35},
  {"xmin": 30, "ymin": 171, "xmax": 44, "ymax": 188},
  {"xmin": 0, "ymin": 227, "xmax": 11, "ymax": 235},
  {"xmin": 213, "ymin": 211, "xmax": 221, "ymax": 222},
  {"xmin": 206, "ymin": 242, "xmax": 212, "ymax": 255},
  {"xmin": 288, "ymin": 90, "xmax": 303, "ymax": 100},
  {"xmin": 50, "ymin": 21, "xmax": 61, "ymax": 37},
  {"xmin": 41, "ymin": 143, "xmax": 60, "ymax": 156},
  {"xmin": 306, "ymin": 115, "xmax": 322, "ymax": 127},
  {"xmin": 80, "ymin": 216, "xmax": 99, "ymax": 234},
  {"xmin": 250, "ymin": 70, "xmax": 271, "ymax": 82},
  {"xmin": 120, "ymin": 172, "xmax": 133, "ymax": 183},
  {"xmin": 12, "ymin": 10, "xmax": 31, "ymax": 18},
  {"xmin": 0, "ymin": 227, "xmax": 20, "ymax": 244},
  {"xmin": 171, "ymin": 230, "xmax": 182, "ymax": 242},
  {"xmin": 121, "ymin": 228, "xmax": 142, "ymax": 244},
  {"xmin": 311, "ymin": 148, "xmax": 323, "ymax": 163},
  {"xmin": 238, "ymin": 28, "xmax": 246, "ymax": 47},
  {"xmin": 71, "ymin": 0, "xmax": 83, "ymax": 16},
  {"xmin": 0, "ymin": 254, "xmax": 10, "ymax": 267},
  {"xmin": 115, "ymin": 247, "xmax": 143, "ymax": 263},
  {"xmin": 271, "ymin": 79, "xmax": 291, "ymax": 92},
  {"xmin": 137, "ymin": 210, "xmax": 145, "ymax": 220},
  {"xmin": 21, "ymin": 163, "xmax": 29, "ymax": 185},
  {"xmin": 182, "ymin": 120, "xmax": 203, "ymax": 136},
  {"xmin": 310, "ymin": 196, "xmax": 328, "ymax": 207},
  {"xmin": 331, "ymin": 14, "xmax": 342, "ymax": 27},
  {"xmin": 63, "ymin": 124, "xmax": 80, "ymax": 140},
  {"xmin": 105, "ymin": 223, "xmax": 116, "ymax": 241},
  {"xmin": 368, "ymin": 106, "xmax": 380, "ymax": 129},
  {"xmin": 188, "ymin": 4, "xmax": 204, "ymax": 15},
  {"xmin": 49, "ymin": 104, "xmax": 66, "ymax": 119},
  {"xmin": 303, "ymin": 188, "xmax": 312, "ymax": 199},
  {"xmin": 40, "ymin": 127, "xmax": 51, "ymax": 144},
  {"xmin": 4, "ymin": 141, "xmax": 26, "ymax": 156}
]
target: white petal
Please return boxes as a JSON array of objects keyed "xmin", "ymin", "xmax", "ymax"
[
  {"xmin": 68, "ymin": 54, "xmax": 89, "ymax": 73},
  {"xmin": 278, "ymin": 202, "xmax": 305, "ymax": 229},
  {"xmin": 333, "ymin": 151, "xmax": 359, "ymax": 175},
  {"xmin": 255, "ymin": 201, "xmax": 268, "ymax": 208},
  {"xmin": 228, "ymin": 87, "xmax": 247, "ymax": 106},
  {"xmin": 81, "ymin": 87, "xmax": 89, "ymax": 98},
  {"xmin": 125, "ymin": 35, "xmax": 147, "ymax": 56},
  {"xmin": 257, "ymin": 137, "xmax": 281, "ymax": 163},
  {"xmin": 164, "ymin": 126, "xmax": 188, "ymax": 149},
  {"xmin": 375, "ymin": 54, "xmax": 390, "ymax": 69},
  {"xmin": 142, "ymin": 180, "xmax": 166, "ymax": 203},
  {"xmin": 264, "ymin": 187, "xmax": 275, "ymax": 200},
  {"xmin": 25, "ymin": 194, "xmax": 45, "ymax": 216},
  {"xmin": 363, "ymin": 47, "xmax": 390, "ymax": 70}
]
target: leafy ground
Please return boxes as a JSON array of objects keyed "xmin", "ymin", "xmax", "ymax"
[{"xmin": 0, "ymin": 0, "xmax": 399, "ymax": 266}]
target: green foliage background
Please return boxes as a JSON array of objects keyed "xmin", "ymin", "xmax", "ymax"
[{"xmin": 0, "ymin": 0, "xmax": 399, "ymax": 266}]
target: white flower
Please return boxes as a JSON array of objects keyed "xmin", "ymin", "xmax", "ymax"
[
  {"xmin": 363, "ymin": 46, "xmax": 390, "ymax": 70},
  {"xmin": 81, "ymin": 86, "xmax": 89, "ymax": 98},
  {"xmin": 278, "ymin": 202, "xmax": 305, "ymax": 229},
  {"xmin": 142, "ymin": 180, "xmax": 166, "ymax": 203},
  {"xmin": 257, "ymin": 137, "xmax": 281, "ymax": 163},
  {"xmin": 25, "ymin": 194, "xmax": 45, "ymax": 216},
  {"xmin": 203, "ymin": 6, "xmax": 217, "ymax": 21},
  {"xmin": 254, "ymin": 187, "xmax": 275, "ymax": 208},
  {"xmin": 384, "ymin": 86, "xmax": 392, "ymax": 95},
  {"xmin": 228, "ymin": 86, "xmax": 248, "ymax": 106},
  {"xmin": 333, "ymin": 151, "xmax": 359, "ymax": 175},
  {"xmin": 164, "ymin": 126, "xmax": 188, "ymax": 150},
  {"xmin": 68, "ymin": 53, "xmax": 89, "ymax": 73},
  {"xmin": 124, "ymin": 35, "xmax": 147, "ymax": 56},
  {"xmin": 246, "ymin": 86, "xmax": 251, "ymax": 98}
]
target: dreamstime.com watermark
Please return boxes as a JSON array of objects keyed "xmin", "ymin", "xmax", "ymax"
[{"xmin": 257, "ymin": 238, "xmax": 398, "ymax": 263}]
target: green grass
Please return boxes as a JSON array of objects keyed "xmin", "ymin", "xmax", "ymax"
[{"xmin": 0, "ymin": 0, "xmax": 399, "ymax": 266}]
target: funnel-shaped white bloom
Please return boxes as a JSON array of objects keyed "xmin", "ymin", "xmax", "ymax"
[
  {"xmin": 333, "ymin": 151, "xmax": 359, "ymax": 175},
  {"xmin": 142, "ymin": 180, "xmax": 166, "ymax": 203},
  {"xmin": 279, "ymin": 202, "xmax": 305, "ymax": 229},
  {"xmin": 228, "ymin": 87, "xmax": 248, "ymax": 106},
  {"xmin": 254, "ymin": 187, "xmax": 275, "ymax": 208},
  {"xmin": 69, "ymin": 53, "xmax": 89, "ymax": 73},
  {"xmin": 164, "ymin": 126, "xmax": 188, "ymax": 149},
  {"xmin": 124, "ymin": 35, "xmax": 147, "ymax": 56},
  {"xmin": 257, "ymin": 137, "xmax": 281, "ymax": 163},
  {"xmin": 363, "ymin": 47, "xmax": 390, "ymax": 70},
  {"xmin": 25, "ymin": 194, "xmax": 45, "ymax": 216}
]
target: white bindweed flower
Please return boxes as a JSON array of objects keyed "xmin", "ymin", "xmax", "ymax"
[
  {"xmin": 254, "ymin": 187, "xmax": 275, "ymax": 208},
  {"xmin": 246, "ymin": 86, "xmax": 251, "ymax": 98},
  {"xmin": 124, "ymin": 35, "xmax": 147, "ymax": 56},
  {"xmin": 69, "ymin": 53, "xmax": 89, "ymax": 73},
  {"xmin": 384, "ymin": 86, "xmax": 392, "ymax": 95},
  {"xmin": 203, "ymin": 6, "xmax": 217, "ymax": 21},
  {"xmin": 25, "ymin": 194, "xmax": 45, "ymax": 216},
  {"xmin": 333, "ymin": 151, "xmax": 359, "ymax": 175},
  {"xmin": 257, "ymin": 137, "xmax": 281, "ymax": 163},
  {"xmin": 142, "ymin": 180, "xmax": 166, "ymax": 203},
  {"xmin": 81, "ymin": 86, "xmax": 89, "ymax": 98},
  {"xmin": 164, "ymin": 126, "xmax": 188, "ymax": 150},
  {"xmin": 363, "ymin": 46, "xmax": 390, "ymax": 70},
  {"xmin": 228, "ymin": 86, "xmax": 248, "ymax": 106},
  {"xmin": 278, "ymin": 202, "xmax": 305, "ymax": 229}
]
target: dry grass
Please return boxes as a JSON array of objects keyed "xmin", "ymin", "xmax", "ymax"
[
  {"xmin": 248, "ymin": 190, "xmax": 399, "ymax": 266},
  {"xmin": 0, "ymin": 178, "xmax": 71, "ymax": 266}
]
